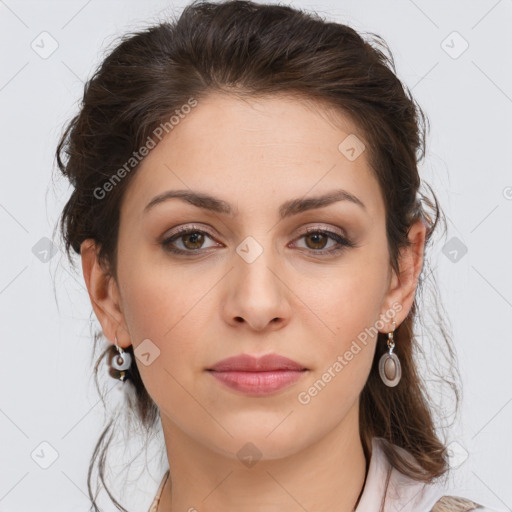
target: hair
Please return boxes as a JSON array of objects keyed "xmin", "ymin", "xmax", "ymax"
[{"xmin": 54, "ymin": 1, "xmax": 460, "ymax": 510}]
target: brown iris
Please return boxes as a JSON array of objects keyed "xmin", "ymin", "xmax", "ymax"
[
  {"xmin": 181, "ymin": 231, "xmax": 205, "ymax": 250},
  {"xmin": 304, "ymin": 232, "xmax": 329, "ymax": 250}
]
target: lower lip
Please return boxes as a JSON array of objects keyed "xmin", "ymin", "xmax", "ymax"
[{"xmin": 208, "ymin": 370, "xmax": 306, "ymax": 396}]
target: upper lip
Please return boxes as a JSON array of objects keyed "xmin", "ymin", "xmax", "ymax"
[{"xmin": 207, "ymin": 353, "xmax": 307, "ymax": 372}]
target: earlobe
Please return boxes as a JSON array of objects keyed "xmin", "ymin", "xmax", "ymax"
[{"xmin": 80, "ymin": 239, "xmax": 128, "ymax": 347}]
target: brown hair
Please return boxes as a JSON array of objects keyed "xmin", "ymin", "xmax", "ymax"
[{"xmin": 54, "ymin": 0, "xmax": 459, "ymax": 509}]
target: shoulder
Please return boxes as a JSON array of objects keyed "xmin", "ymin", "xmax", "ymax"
[
  {"xmin": 370, "ymin": 438, "xmax": 502, "ymax": 512},
  {"xmin": 430, "ymin": 495, "xmax": 499, "ymax": 512}
]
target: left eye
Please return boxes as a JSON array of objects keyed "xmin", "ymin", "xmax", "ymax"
[
  {"xmin": 292, "ymin": 229, "xmax": 352, "ymax": 253},
  {"xmin": 161, "ymin": 228, "xmax": 354, "ymax": 255}
]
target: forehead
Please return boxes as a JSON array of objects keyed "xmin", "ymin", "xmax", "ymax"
[{"xmin": 120, "ymin": 92, "xmax": 384, "ymax": 221}]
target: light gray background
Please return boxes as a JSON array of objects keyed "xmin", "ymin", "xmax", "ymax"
[{"xmin": 1, "ymin": 0, "xmax": 511, "ymax": 511}]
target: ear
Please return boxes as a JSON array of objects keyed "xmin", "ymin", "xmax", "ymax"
[
  {"xmin": 80, "ymin": 239, "xmax": 131, "ymax": 348},
  {"xmin": 380, "ymin": 219, "xmax": 427, "ymax": 330}
]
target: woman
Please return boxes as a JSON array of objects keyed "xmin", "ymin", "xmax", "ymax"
[{"xmin": 55, "ymin": 0, "xmax": 502, "ymax": 510}]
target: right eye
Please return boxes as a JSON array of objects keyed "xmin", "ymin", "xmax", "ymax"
[{"xmin": 161, "ymin": 227, "xmax": 221, "ymax": 254}]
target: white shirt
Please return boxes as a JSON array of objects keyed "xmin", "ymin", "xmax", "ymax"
[
  {"xmin": 147, "ymin": 437, "xmax": 500, "ymax": 512},
  {"xmin": 357, "ymin": 437, "xmax": 499, "ymax": 512}
]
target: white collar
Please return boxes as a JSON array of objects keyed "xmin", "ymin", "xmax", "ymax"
[{"xmin": 355, "ymin": 437, "xmax": 447, "ymax": 512}]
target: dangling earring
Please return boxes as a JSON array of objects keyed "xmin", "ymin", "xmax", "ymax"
[
  {"xmin": 108, "ymin": 335, "xmax": 132, "ymax": 382},
  {"xmin": 378, "ymin": 320, "xmax": 401, "ymax": 387}
]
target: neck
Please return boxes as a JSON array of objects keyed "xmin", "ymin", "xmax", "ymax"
[{"xmin": 158, "ymin": 404, "xmax": 367, "ymax": 512}]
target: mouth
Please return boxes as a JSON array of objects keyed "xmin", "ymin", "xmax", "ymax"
[{"xmin": 206, "ymin": 353, "xmax": 308, "ymax": 396}]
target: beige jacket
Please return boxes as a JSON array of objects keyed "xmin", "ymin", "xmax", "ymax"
[{"xmin": 147, "ymin": 437, "xmax": 500, "ymax": 512}]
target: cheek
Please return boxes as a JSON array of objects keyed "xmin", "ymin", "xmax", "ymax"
[
  {"xmin": 118, "ymin": 271, "xmax": 210, "ymax": 423},
  {"xmin": 117, "ymin": 239, "xmax": 211, "ymax": 341},
  {"xmin": 116, "ymin": 250, "xmax": 211, "ymax": 392},
  {"xmin": 293, "ymin": 274, "xmax": 383, "ymax": 419},
  {"xmin": 297, "ymin": 257, "xmax": 389, "ymax": 344},
  {"xmin": 290, "ymin": 248, "xmax": 389, "ymax": 402}
]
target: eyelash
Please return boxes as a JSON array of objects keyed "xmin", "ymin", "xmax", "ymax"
[{"xmin": 160, "ymin": 225, "xmax": 356, "ymax": 256}]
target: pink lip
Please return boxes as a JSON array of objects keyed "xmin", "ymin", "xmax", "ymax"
[{"xmin": 207, "ymin": 354, "xmax": 308, "ymax": 396}]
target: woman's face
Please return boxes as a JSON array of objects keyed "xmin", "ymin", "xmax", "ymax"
[{"xmin": 84, "ymin": 92, "xmax": 422, "ymax": 461}]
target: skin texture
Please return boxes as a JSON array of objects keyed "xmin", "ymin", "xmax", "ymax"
[{"xmin": 81, "ymin": 92, "xmax": 426, "ymax": 512}]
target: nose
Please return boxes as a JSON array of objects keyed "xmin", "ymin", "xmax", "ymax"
[{"xmin": 222, "ymin": 253, "xmax": 291, "ymax": 332}]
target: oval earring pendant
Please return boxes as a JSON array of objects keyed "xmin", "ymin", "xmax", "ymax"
[
  {"xmin": 378, "ymin": 352, "xmax": 401, "ymax": 387},
  {"xmin": 112, "ymin": 350, "xmax": 132, "ymax": 371},
  {"xmin": 108, "ymin": 346, "xmax": 132, "ymax": 381}
]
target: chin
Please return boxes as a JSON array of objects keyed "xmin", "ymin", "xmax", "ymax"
[{"xmin": 196, "ymin": 419, "xmax": 315, "ymax": 462}]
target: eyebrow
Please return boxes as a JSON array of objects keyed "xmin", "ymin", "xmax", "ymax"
[{"xmin": 143, "ymin": 188, "xmax": 366, "ymax": 219}]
